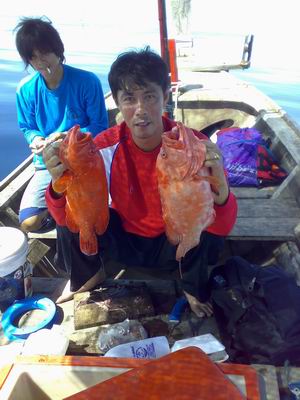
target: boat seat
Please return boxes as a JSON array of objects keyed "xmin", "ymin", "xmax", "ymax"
[{"xmin": 228, "ymin": 187, "xmax": 300, "ymax": 241}]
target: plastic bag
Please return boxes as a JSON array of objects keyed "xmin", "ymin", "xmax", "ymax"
[
  {"xmin": 104, "ymin": 336, "xmax": 170, "ymax": 359},
  {"xmin": 217, "ymin": 127, "xmax": 262, "ymax": 187},
  {"xmin": 97, "ymin": 319, "xmax": 148, "ymax": 353},
  {"xmin": 171, "ymin": 333, "xmax": 224, "ymax": 354}
]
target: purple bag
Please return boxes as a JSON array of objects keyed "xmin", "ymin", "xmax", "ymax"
[{"xmin": 216, "ymin": 127, "xmax": 262, "ymax": 187}]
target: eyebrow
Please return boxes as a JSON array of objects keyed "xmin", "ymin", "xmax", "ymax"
[{"xmin": 121, "ymin": 88, "xmax": 155, "ymax": 97}]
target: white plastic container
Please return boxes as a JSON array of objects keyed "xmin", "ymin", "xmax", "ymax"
[
  {"xmin": 171, "ymin": 333, "xmax": 225, "ymax": 354},
  {"xmin": 0, "ymin": 227, "xmax": 32, "ymax": 311},
  {"xmin": 22, "ymin": 327, "xmax": 70, "ymax": 356}
]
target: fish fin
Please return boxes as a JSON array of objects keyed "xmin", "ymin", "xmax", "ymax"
[
  {"xmin": 176, "ymin": 243, "xmax": 188, "ymax": 261},
  {"xmin": 53, "ymin": 171, "xmax": 73, "ymax": 193},
  {"xmin": 66, "ymin": 211, "xmax": 79, "ymax": 233},
  {"xmin": 80, "ymin": 232, "xmax": 98, "ymax": 256},
  {"xmin": 95, "ymin": 215, "xmax": 109, "ymax": 235},
  {"xmin": 165, "ymin": 218, "xmax": 180, "ymax": 245},
  {"xmin": 176, "ymin": 238, "xmax": 200, "ymax": 261}
]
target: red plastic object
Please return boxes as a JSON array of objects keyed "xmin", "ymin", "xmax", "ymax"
[{"xmin": 64, "ymin": 347, "xmax": 261, "ymax": 400}]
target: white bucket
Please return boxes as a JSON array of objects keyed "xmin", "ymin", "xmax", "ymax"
[{"xmin": 0, "ymin": 227, "xmax": 32, "ymax": 312}]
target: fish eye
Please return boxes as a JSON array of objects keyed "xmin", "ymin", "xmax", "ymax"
[{"xmin": 161, "ymin": 151, "xmax": 167, "ymax": 158}]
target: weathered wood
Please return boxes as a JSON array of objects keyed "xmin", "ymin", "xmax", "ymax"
[
  {"xmin": 263, "ymin": 114, "xmax": 300, "ymax": 165},
  {"xmin": 0, "ymin": 207, "xmax": 19, "ymax": 226},
  {"xmin": 273, "ymin": 241, "xmax": 300, "ymax": 284},
  {"xmin": 0, "ymin": 154, "xmax": 33, "ymax": 191},
  {"xmin": 231, "ymin": 186, "xmax": 275, "ymax": 199},
  {"xmin": 295, "ymin": 223, "xmax": 300, "ymax": 246},
  {"xmin": 0, "ymin": 161, "xmax": 34, "ymax": 210},
  {"xmin": 228, "ymin": 198, "xmax": 300, "ymax": 241},
  {"xmin": 236, "ymin": 198, "xmax": 300, "ymax": 218},
  {"xmin": 74, "ymin": 282, "xmax": 156, "ymax": 330},
  {"xmin": 251, "ymin": 365, "xmax": 281, "ymax": 400},
  {"xmin": 271, "ymin": 165, "xmax": 300, "ymax": 200},
  {"xmin": 27, "ymin": 239, "xmax": 51, "ymax": 268},
  {"xmin": 229, "ymin": 218, "xmax": 298, "ymax": 241}
]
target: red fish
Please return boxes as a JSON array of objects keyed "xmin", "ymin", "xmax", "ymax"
[
  {"xmin": 156, "ymin": 122, "xmax": 216, "ymax": 260},
  {"xmin": 53, "ymin": 125, "xmax": 109, "ymax": 255}
]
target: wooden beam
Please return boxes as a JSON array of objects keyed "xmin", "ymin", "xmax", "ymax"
[{"xmin": 0, "ymin": 162, "xmax": 34, "ymax": 210}]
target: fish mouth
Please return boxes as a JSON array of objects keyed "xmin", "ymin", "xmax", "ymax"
[
  {"xmin": 68, "ymin": 126, "xmax": 90, "ymax": 144},
  {"xmin": 75, "ymin": 131, "xmax": 88, "ymax": 142},
  {"xmin": 162, "ymin": 131, "xmax": 184, "ymax": 149}
]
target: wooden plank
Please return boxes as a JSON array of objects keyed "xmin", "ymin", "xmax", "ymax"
[
  {"xmin": 228, "ymin": 217, "xmax": 298, "ymax": 241},
  {"xmin": 27, "ymin": 239, "xmax": 51, "ymax": 268},
  {"xmin": 263, "ymin": 114, "xmax": 300, "ymax": 164},
  {"xmin": 272, "ymin": 165, "xmax": 300, "ymax": 200},
  {"xmin": 0, "ymin": 155, "xmax": 33, "ymax": 191},
  {"xmin": 236, "ymin": 198, "xmax": 300, "ymax": 218},
  {"xmin": 231, "ymin": 186, "xmax": 275, "ymax": 199},
  {"xmin": 73, "ymin": 283, "xmax": 155, "ymax": 330},
  {"xmin": 230, "ymin": 197, "xmax": 300, "ymax": 240},
  {"xmin": 0, "ymin": 162, "xmax": 34, "ymax": 210}
]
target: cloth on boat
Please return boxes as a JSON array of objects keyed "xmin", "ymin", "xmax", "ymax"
[
  {"xmin": 55, "ymin": 208, "xmax": 224, "ymax": 301},
  {"xmin": 209, "ymin": 256, "xmax": 300, "ymax": 366},
  {"xmin": 216, "ymin": 127, "xmax": 287, "ymax": 187}
]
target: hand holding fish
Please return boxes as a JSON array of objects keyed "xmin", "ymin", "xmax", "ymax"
[
  {"xmin": 50, "ymin": 125, "xmax": 109, "ymax": 256},
  {"xmin": 203, "ymin": 141, "xmax": 223, "ymax": 167},
  {"xmin": 203, "ymin": 140, "xmax": 229, "ymax": 205},
  {"xmin": 29, "ymin": 136, "xmax": 46, "ymax": 155},
  {"xmin": 157, "ymin": 122, "xmax": 217, "ymax": 261},
  {"xmin": 184, "ymin": 290, "xmax": 213, "ymax": 318},
  {"xmin": 43, "ymin": 134, "xmax": 67, "ymax": 187}
]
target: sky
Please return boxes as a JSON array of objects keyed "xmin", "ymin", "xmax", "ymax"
[{"xmin": 0, "ymin": 0, "xmax": 299, "ymax": 70}]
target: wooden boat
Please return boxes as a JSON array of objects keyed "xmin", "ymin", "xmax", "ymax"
[{"xmin": 1, "ymin": 42, "xmax": 300, "ymax": 275}]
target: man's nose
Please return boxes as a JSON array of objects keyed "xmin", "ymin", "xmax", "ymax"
[{"xmin": 135, "ymin": 98, "xmax": 146, "ymax": 114}]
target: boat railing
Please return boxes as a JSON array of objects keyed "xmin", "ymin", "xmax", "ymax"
[{"xmin": 0, "ymin": 154, "xmax": 34, "ymax": 212}]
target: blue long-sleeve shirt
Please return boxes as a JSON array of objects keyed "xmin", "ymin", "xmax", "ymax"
[{"xmin": 16, "ymin": 64, "xmax": 108, "ymax": 168}]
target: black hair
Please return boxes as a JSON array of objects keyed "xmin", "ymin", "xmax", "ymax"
[
  {"xmin": 108, "ymin": 47, "xmax": 170, "ymax": 101},
  {"xmin": 14, "ymin": 16, "xmax": 65, "ymax": 67}
]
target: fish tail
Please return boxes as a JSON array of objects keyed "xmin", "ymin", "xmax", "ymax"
[
  {"xmin": 176, "ymin": 243, "xmax": 187, "ymax": 261},
  {"xmin": 80, "ymin": 232, "xmax": 98, "ymax": 256}
]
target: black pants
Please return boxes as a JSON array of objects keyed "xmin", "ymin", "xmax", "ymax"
[{"xmin": 56, "ymin": 209, "xmax": 224, "ymax": 302}]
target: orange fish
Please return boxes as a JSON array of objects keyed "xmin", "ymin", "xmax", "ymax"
[
  {"xmin": 156, "ymin": 122, "xmax": 216, "ymax": 261},
  {"xmin": 53, "ymin": 125, "xmax": 109, "ymax": 255}
]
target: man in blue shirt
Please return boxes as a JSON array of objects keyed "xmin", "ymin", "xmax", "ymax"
[{"xmin": 15, "ymin": 16, "xmax": 108, "ymax": 233}]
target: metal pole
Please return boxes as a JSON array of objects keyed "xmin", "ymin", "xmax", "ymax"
[{"xmin": 157, "ymin": 0, "xmax": 174, "ymax": 119}]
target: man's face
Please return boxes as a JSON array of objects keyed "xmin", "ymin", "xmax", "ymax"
[
  {"xmin": 116, "ymin": 82, "xmax": 169, "ymax": 150},
  {"xmin": 29, "ymin": 50, "xmax": 60, "ymax": 78}
]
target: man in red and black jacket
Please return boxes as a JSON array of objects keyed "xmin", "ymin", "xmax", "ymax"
[{"xmin": 43, "ymin": 48, "xmax": 237, "ymax": 317}]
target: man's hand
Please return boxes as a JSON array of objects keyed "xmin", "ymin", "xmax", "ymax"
[
  {"xmin": 184, "ymin": 290, "xmax": 213, "ymax": 318},
  {"xmin": 42, "ymin": 135, "xmax": 66, "ymax": 183},
  {"xmin": 202, "ymin": 141, "xmax": 229, "ymax": 205},
  {"xmin": 29, "ymin": 136, "xmax": 46, "ymax": 155}
]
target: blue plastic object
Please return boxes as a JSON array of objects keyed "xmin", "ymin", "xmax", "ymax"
[
  {"xmin": 1, "ymin": 295, "xmax": 56, "ymax": 341},
  {"xmin": 169, "ymin": 297, "xmax": 188, "ymax": 322}
]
